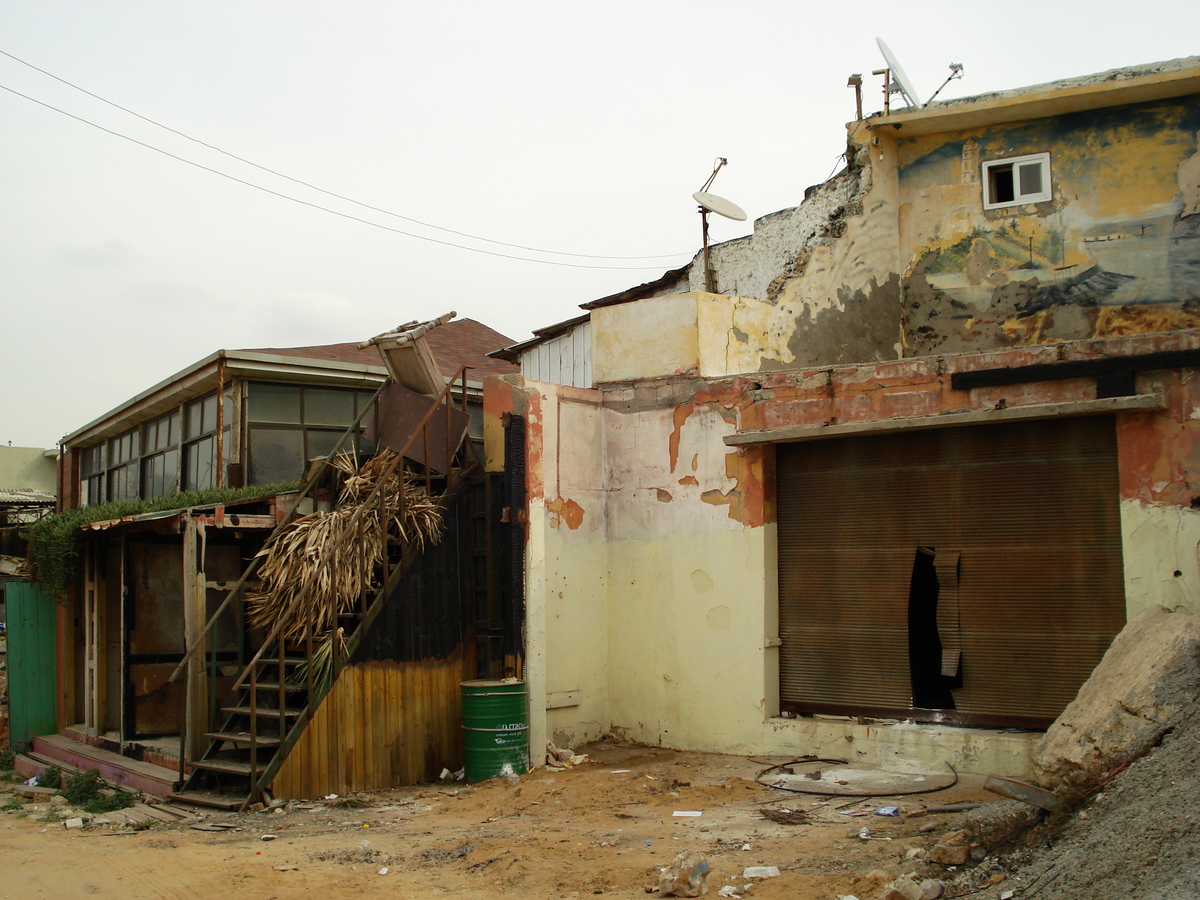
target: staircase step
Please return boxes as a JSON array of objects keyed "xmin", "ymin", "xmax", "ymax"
[
  {"xmin": 222, "ymin": 705, "xmax": 305, "ymax": 719},
  {"xmin": 243, "ymin": 682, "xmax": 305, "ymax": 693},
  {"xmin": 205, "ymin": 731, "xmax": 281, "ymax": 747},
  {"xmin": 171, "ymin": 789, "xmax": 246, "ymax": 811},
  {"xmin": 29, "ymin": 733, "xmax": 179, "ymax": 798},
  {"xmin": 192, "ymin": 758, "xmax": 258, "ymax": 777}
]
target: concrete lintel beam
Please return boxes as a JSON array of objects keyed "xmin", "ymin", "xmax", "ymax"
[{"xmin": 725, "ymin": 393, "xmax": 1165, "ymax": 446}]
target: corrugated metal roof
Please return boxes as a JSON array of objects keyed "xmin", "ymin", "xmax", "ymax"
[{"xmin": 0, "ymin": 489, "xmax": 55, "ymax": 505}]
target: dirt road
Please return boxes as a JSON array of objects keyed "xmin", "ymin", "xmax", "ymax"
[{"xmin": 1, "ymin": 740, "xmax": 997, "ymax": 900}]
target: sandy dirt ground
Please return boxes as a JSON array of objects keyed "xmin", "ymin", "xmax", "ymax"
[{"xmin": 0, "ymin": 739, "xmax": 1000, "ymax": 900}]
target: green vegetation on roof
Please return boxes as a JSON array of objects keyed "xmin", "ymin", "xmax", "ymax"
[{"xmin": 23, "ymin": 482, "xmax": 299, "ymax": 601}]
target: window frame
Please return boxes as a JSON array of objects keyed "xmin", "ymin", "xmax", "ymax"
[
  {"xmin": 140, "ymin": 409, "xmax": 182, "ymax": 499},
  {"xmin": 245, "ymin": 382, "xmax": 377, "ymax": 486},
  {"xmin": 981, "ymin": 152, "xmax": 1051, "ymax": 210}
]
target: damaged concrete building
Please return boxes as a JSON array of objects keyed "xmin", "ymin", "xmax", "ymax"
[{"xmin": 486, "ymin": 56, "xmax": 1200, "ymax": 777}]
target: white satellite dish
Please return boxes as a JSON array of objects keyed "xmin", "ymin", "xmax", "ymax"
[
  {"xmin": 876, "ymin": 37, "xmax": 922, "ymax": 111},
  {"xmin": 693, "ymin": 190, "xmax": 747, "ymax": 222}
]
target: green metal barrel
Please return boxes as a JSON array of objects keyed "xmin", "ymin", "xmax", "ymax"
[{"xmin": 461, "ymin": 679, "xmax": 529, "ymax": 783}]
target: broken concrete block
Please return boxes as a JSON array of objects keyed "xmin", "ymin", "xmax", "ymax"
[
  {"xmin": 658, "ymin": 850, "xmax": 711, "ymax": 897},
  {"xmin": 63, "ymin": 817, "xmax": 85, "ymax": 830},
  {"xmin": 1032, "ymin": 606, "xmax": 1200, "ymax": 790},
  {"xmin": 882, "ymin": 877, "xmax": 923, "ymax": 900},
  {"xmin": 928, "ymin": 831, "xmax": 969, "ymax": 866},
  {"xmin": 955, "ymin": 800, "xmax": 1039, "ymax": 851}
]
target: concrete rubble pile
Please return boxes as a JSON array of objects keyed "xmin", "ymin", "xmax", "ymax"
[
  {"xmin": 933, "ymin": 606, "xmax": 1200, "ymax": 899},
  {"xmin": 1031, "ymin": 605, "xmax": 1200, "ymax": 793}
]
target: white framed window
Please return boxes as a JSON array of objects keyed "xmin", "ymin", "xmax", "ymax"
[{"xmin": 982, "ymin": 152, "xmax": 1051, "ymax": 209}]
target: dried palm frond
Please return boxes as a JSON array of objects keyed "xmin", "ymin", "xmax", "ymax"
[{"xmin": 245, "ymin": 449, "xmax": 443, "ymax": 644}]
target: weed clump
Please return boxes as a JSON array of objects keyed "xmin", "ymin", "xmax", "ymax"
[
  {"xmin": 61, "ymin": 769, "xmax": 135, "ymax": 814},
  {"xmin": 35, "ymin": 765, "xmax": 63, "ymax": 789}
]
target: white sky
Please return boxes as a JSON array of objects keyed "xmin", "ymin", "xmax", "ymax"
[{"xmin": 1, "ymin": 1, "xmax": 1196, "ymax": 449}]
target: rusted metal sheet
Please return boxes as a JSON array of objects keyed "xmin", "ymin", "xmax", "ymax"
[
  {"xmin": 366, "ymin": 382, "xmax": 470, "ymax": 475},
  {"xmin": 933, "ymin": 550, "xmax": 961, "ymax": 677},
  {"xmin": 984, "ymin": 775, "xmax": 1063, "ymax": 812},
  {"xmin": 777, "ymin": 416, "xmax": 1125, "ymax": 729}
]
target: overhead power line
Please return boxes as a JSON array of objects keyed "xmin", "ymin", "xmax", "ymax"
[{"xmin": 0, "ymin": 47, "xmax": 694, "ymax": 264}]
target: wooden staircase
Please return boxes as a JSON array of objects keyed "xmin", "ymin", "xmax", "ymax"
[{"xmin": 173, "ymin": 367, "xmax": 478, "ymax": 811}]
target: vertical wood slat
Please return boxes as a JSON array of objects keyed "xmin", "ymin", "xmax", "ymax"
[{"xmin": 272, "ymin": 654, "xmax": 467, "ymax": 798}]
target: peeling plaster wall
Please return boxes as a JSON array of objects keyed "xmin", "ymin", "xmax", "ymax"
[
  {"xmin": 684, "ymin": 142, "xmax": 905, "ymax": 371},
  {"xmin": 897, "ymin": 98, "xmax": 1200, "ymax": 355},
  {"xmin": 1120, "ymin": 499, "xmax": 1200, "ymax": 617},
  {"xmin": 521, "ymin": 382, "xmax": 612, "ymax": 756},
  {"xmin": 507, "ymin": 329, "xmax": 1200, "ymax": 776}
]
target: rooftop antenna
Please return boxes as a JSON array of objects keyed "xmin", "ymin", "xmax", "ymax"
[
  {"xmin": 874, "ymin": 37, "xmax": 964, "ymax": 113},
  {"xmin": 692, "ymin": 158, "xmax": 747, "ymax": 293}
]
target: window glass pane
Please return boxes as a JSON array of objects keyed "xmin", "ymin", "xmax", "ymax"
[
  {"xmin": 1018, "ymin": 162, "xmax": 1043, "ymax": 197},
  {"xmin": 86, "ymin": 475, "xmax": 104, "ymax": 506},
  {"xmin": 306, "ymin": 429, "xmax": 345, "ymax": 462},
  {"xmin": 164, "ymin": 448, "xmax": 179, "ymax": 495},
  {"xmin": 249, "ymin": 427, "xmax": 305, "ymax": 485},
  {"xmin": 185, "ymin": 436, "xmax": 216, "ymax": 491},
  {"xmin": 81, "ymin": 444, "xmax": 104, "ymax": 475},
  {"xmin": 202, "ymin": 394, "xmax": 218, "ymax": 434},
  {"xmin": 248, "ymin": 384, "xmax": 302, "ymax": 424},
  {"xmin": 108, "ymin": 463, "xmax": 138, "ymax": 501},
  {"xmin": 142, "ymin": 456, "xmax": 157, "ymax": 498},
  {"xmin": 306, "ymin": 388, "xmax": 355, "ymax": 426},
  {"xmin": 169, "ymin": 411, "xmax": 181, "ymax": 446},
  {"xmin": 186, "ymin": 398, "xmax": 206, "ymax": 438}
]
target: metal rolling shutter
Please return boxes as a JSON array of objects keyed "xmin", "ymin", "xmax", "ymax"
[{"xmin": 777, "ymin": 416, "xmax": 1126, "ymax": 728}]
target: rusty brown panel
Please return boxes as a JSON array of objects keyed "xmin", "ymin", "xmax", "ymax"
[
  {"xmin": 129, "ymin": 662, "xmax": 184, "ymax": 736},
  {"xmin": 777, "ymin": 416, "xmax": 1125, "ymax": 728},
  {"xmin": 365, "ymin": 382, "xmax": 470, "ymax": 475},
  {"xmin": 128, "ymin": 541, "xmax": 185, "ymax": 656}
]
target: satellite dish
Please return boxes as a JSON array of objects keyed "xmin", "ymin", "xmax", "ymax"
[
  {"xmin": 693, "ymin": 190, "xmax": 747, "ymax": 222},
  {"xmin": 876, "ymin": 37, "xmax": 922, "ymax": 111}
]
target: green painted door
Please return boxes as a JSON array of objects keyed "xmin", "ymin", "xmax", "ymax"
[{"xmin": 7, "ymin": 581, "xmax": 57, "ymax": 745}]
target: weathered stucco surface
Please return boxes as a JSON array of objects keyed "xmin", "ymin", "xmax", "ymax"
[
  {"xmin": 495, "ymin": 64, "xmax": 1200, "ymax": 776},
  {"xmin": 494, "ymin": 326, "xmax": 1200, "ymax": 775},
  {"xmin": 897, "ymin": 98, "xmax": 1200, "ymax": 356}
]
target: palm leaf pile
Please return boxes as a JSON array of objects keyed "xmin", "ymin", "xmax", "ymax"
[{"xmin": 245, "ymin": 450, "xmax": 443, "ymax": 648}]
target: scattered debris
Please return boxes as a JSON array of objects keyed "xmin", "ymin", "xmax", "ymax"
[
  {"xmin": 928, "ymin": 830, "xmax": 969, "ymax": 866},
  {"xmin": 759, "ymin": 807, "xmax": 808, "ymax": 825},
  {"xmin": 742, "ymin": 866, "xmax": 780, "ymax": 878},
  {"xmin": 882, "ymin": 876, "xmax": 923, "ymax": 900},
  {"xmin": 983, "ymin": 775, "xmax": 1062, "ymax": 812},
  {"xmin": 672, "ymin": 811, "xmax": 702, "ymax": 817}
]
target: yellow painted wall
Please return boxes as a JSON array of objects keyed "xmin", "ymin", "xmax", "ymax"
[
  {"xmin": 1120, "ymin": 498, "xmax": 1200, "ymax": 618},
  {"xmin": 591, "ymin": 294, "xmax": 700, "ymax": 382}
]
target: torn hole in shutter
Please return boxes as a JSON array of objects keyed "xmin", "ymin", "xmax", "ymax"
[{"xmin": 934, "ymin": 550, "xmax": 962, "ymax": 679}]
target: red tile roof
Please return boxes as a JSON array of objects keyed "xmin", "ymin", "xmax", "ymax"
[{"xmin": 243, "ymin": 318, "xmax": 519, "ymax": 379}]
